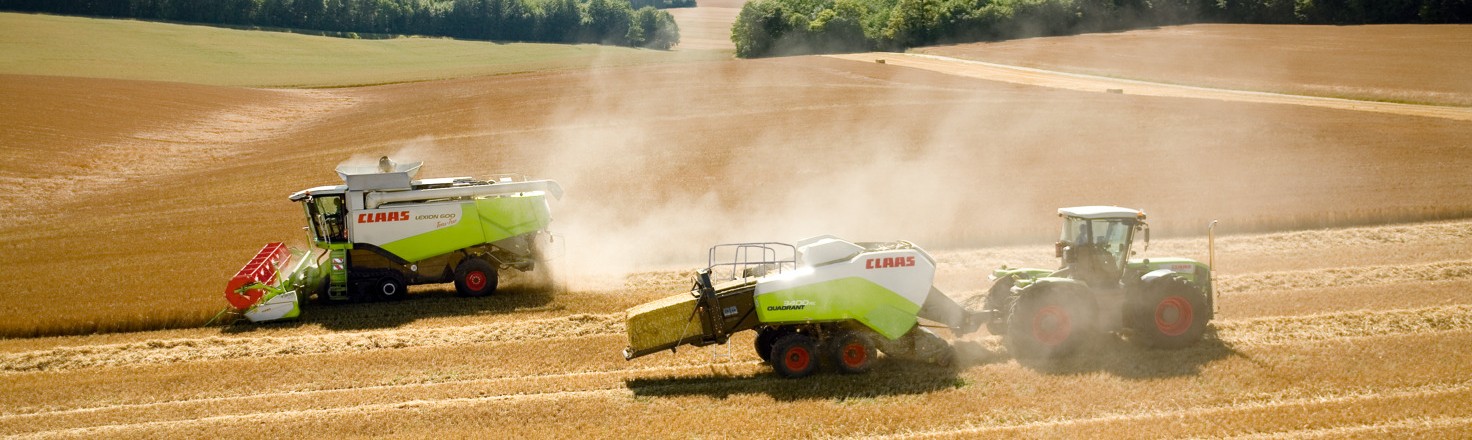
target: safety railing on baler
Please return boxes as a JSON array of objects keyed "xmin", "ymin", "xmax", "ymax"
[{"xmin": 704, "ymin": 242, "xmax": 797, "ymax": 283}]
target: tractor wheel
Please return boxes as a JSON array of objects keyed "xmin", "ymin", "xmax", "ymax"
[
  {"xmin": 827, "ymin": 331, "xmax": 876, "ymax": 374},
  {"xmin": 770, "ymin": 333, "xmax": 819, "ymax": 378},
  {"xmin": 983, "ymin": 277, "xmax": 1016, "ymax": 335},
  {"xmin": 1005, "ymin": 286, "xmax": 1094, "ymax": 360},
  {"xmin": 373, "ymin": 276, "xmax": 407, "ymax": 301},
  {"xmin": 454, "ymin": 258, "xmax": 498, "ymax": 297},
  {"xmin": 754, "ymin": 328, "xmax": 781, "ymax": 364},
  {"xmin": 1130, "ymin": 276, "xmax": 1209, "ymax": 349}
]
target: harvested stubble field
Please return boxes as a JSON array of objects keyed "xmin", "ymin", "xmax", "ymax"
[{"xmin": 3, "ymin": 14, "xmax": 1472, "ymax": 438}]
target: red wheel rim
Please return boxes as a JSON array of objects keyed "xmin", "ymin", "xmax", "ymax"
[
  {"xmin": 1155, "ymin": 296, "xmax": 1194, "ymax": 336},
  {"xmin": 783, "ymin": 346, "xmax": 811, "ymax": 372},
  {"xmin": 1031, "ymin": 305, "xmax": 1072, "ymax": 346},
  {"xmin": 466, "ymin": 270, "xmax": 487, "ymax": 292},
  {"xmin": 841, "ymin": 342, "xmax": 867, "ymax": 367}
]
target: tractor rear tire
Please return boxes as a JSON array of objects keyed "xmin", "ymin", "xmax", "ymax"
[
  {"xmin": 1005, "ymin": 286, "xmax": 1094, "ymax": 360},
  {"xmin": 754, "ymin": 328, "xmax": 781, "ymax": 364},
  {"xmin": 454, "ymin": 258, "xmax": 498, "ymax": 297},
  {"xmin": 770, "ymin": 333, "xmax": 819, "ymax": 378},
  {"xmin": 983, "ymin": 277, "xmax": 1016, "ymax": 335},
  {"xmin": 1130, "ymin": 276, "xmax": 1209, "ymax": 349},
  {"xmin": 827, "ymin": 331, "xmax": 876, "ymax": 374},
  {"xmin": 373, "ymin": 276, "xmax": 407, "ymax": 302}
]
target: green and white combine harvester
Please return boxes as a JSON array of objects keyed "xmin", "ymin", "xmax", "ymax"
[
  {"xmin": 223, "ymin": 157, "xmax": 562, "ymax": 323},
  {"xmin": 622, "ymin": 206, "xmax": 1217, "ymax": 377}
]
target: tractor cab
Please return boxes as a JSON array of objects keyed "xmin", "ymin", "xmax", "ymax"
[{"xmin": 1056, "ymin": 206, "xmax": 1147, "ymax": 288}]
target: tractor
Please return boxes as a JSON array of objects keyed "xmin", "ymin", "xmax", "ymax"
[{"xmin": 981, "ymin": 206, "xmax": 1217, "ymax": 359}]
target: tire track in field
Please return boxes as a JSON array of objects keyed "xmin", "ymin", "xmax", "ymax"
[
  {"xmin": 0, "ymin": 313, "xmax": 624, "ymax": 373},
  {"xmin": 825, "ymin": 52, "xmax": 1472, "ymax": 122},
  {"xmin": 9, "ymin": 388, "xmax": 629, "ymax": 440},
  {"xmin": 6, "ymin": 305, "xmax": 1470, "ymax": 429},
  {"xmin": 855, "ymin": 380, "xmax": 1472, "ymax": 439},
  {"xmin": 1215, "ymin": 416, "xmax": 1472, "ymax": 440},
  {"xmin": 1216, "ymin": 259, "xmax": 1472, "ymax": 294},
  {"xmin": 0, "ymin": 361, "xmax": 765, "ymax": 435},
  {"xmin": 20, "ymin": 378, "xmax": 1472, "ymax": 439}
]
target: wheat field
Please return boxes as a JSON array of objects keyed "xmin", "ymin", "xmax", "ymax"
[{"xmin": 3, "ymin": 14, "xmax": 1471, "ymax": 438}]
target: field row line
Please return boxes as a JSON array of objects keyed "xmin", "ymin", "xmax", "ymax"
[
  {"xmin": 18, "ymin": 378, "xmax": 1472, "ymax": 438},
  {"xmin": 9, "ymin": 388, "xmax": 629, "ymax": 440},
  {"xmin": 1211, "ymin": 415, "xmax": 1472, "ymax": 440},
  {"xmin": 1213, "ymin": 304, "xmax": 1472, "ymax": 346},
  {"xmin": 0, "ymin": 313, "xmax": 625, "ymax": 373},
  {"xmin": 6, "ymin": 305, "xmax": 1470, "ymax": 423},
  {"xmin": 4, "ymin": 301, "xmax": 1469, "ymax": 375},
  {"xmin": 855, "ymin": 380, "xmax": 1472, "ymax": 439},
  {"xmin": 1216, "ymin": 258, "xmax": 1472, "ymax": 294},
  {"xmin": 0, "ymin": 361, "xmax": 758, "ymax": 420}
]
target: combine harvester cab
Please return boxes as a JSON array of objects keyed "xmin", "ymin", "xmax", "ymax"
[
  {"xmin": 223, "ymin": 157, "xmax": 562, "ymax": 323},
  {"xmin": 623, "ymin": 236, "xmax": 991, "ymax": 378}
]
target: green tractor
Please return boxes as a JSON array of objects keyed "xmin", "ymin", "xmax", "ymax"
[{"xmin": 981, "ymin": 206, "xmax": 1217, "ymax": 359}]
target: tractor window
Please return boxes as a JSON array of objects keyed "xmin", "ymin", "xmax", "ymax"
[
  {"xmin": 305, "ymin": 195, "xmax": 347, "ymax": 244},
  {"xmin": 1061, "ymin": 217, "xmax": 1089, "ymax": 245}
]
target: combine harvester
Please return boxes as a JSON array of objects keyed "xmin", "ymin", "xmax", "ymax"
[
  {"xmin": 222, "ymin": 157, "xmax": 562, "ymax": 323},
  {"xmin": 622, "ymin": 206, "xmax": 1216, "ymax": 377},
  {"xmin": 624, "ymin": 236, "xmax": 991, "ymax": 378}
]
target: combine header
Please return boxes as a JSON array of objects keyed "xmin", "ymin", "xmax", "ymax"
[
  {"xmin": 221, "ymin": 157, "xmax": 562, "ymax": 323},
  {"xmin": 623, "ymin": 236, "xmax": 990, "ymax": 378}
]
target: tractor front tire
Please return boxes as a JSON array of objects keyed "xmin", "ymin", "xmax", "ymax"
[
  {"xmin": 770, "ymin": 333, "xmax": 819, "ymax": 378},
  {"xmin": 983, "ymin": 277, "xmax": 1016, "ymax": 335},
  {"xmin": 1005, "ymin": 286, "xmax": 1094, "ymax": 360},
  {"xmin": 1130, "ymin": 276, "xmax": 1209, "ymax": 349},
  {"xmin": 454, "ymin": 258, "xmax": 498, "ymax": 297},
  {"xmin": 827, "ymin": 331, "xmax": 876, "ymax": 374}
]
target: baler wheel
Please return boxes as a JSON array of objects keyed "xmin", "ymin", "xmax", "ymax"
[
  {"xmin": 455, "ymin": 258, "xmax": 498, "ymax": 297},
  {"xmin": 828, "ymin": 331, "xmax": 876, "ymax": 374},
  {"xmin": 754, "ymin": 329, "xmax": 781, "ymax": 363},
  {"xmin": 1130, "ymin": 276, "xmax": 1209, "ymax": 349},
  {"xmin": 770, "ymin": 333, "xmax": 819, "ymax": 378}
]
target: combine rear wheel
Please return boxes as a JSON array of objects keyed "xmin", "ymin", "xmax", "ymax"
[
  {"xmin": 770, "ymin": 333, "xmax": 819, "ymax": 378},
  {"xmin": 1005, "ymin": 285, "xmax": 1094, "ymax": 360},
  {"xmin": 1130, "ymin": 277, "xmax": 1209, "ymax": 349},
  {"xmin": 827, "ymin": 331, "xmax": 876, "ymax": 374},
  {"xmin": 454, "ymin": 258, "xmax": 498, "ymax": 297}
]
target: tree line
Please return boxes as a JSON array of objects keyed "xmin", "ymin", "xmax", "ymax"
[
  {"xmin": 732, "ymin": 0, "xmax": 1472, "ymax": 57},
  {"xmin": 0, "ymin": 0, "xmax": 680, "ymax": 49}
]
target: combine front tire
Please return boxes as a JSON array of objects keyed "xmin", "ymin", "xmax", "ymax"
[
  {"xmin": 770, "ymin": 333, "xmax": 819, "ymax": 378},
  {"xmin": 454, "ymin": 258, "xmax": 498, "ymax": 297},
  {"xmin": 827, "ymin": 331, "xmax": 876, "ymax": 374},
  {"xmin": 1005, "ymin": 286, "xmax": 1094, "ymax": 360},
  {"xmin": 1130, "ymin": 277, "xmax": 1209, "ymax": 349}
]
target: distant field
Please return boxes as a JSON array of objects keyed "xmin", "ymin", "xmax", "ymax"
[
  {"xmin": 919, "ymin": 24, "xmax": 1472, "ymax": 106},
  {"xmin": 0, "ymin": 13, "xmax": 723, "ymax": 88}
]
